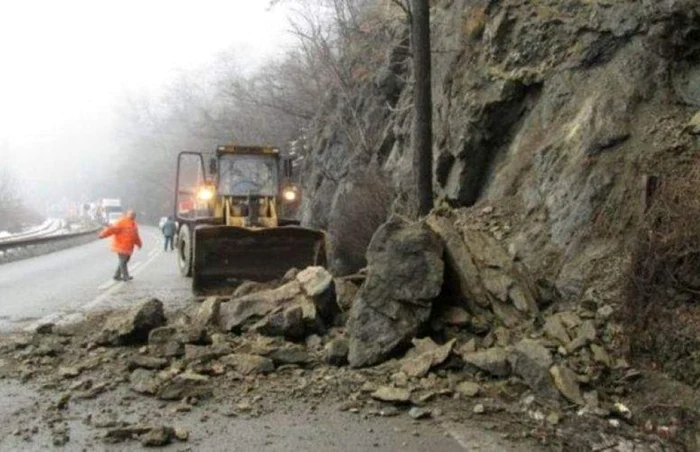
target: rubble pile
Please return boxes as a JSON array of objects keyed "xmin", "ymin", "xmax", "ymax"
[{"xmin": 0, "ymin": 212, "xmax": 671, "ymax": 449}]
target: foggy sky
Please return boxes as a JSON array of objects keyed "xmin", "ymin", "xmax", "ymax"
[{"xmin": 0, "ymin": 0, "xmax": 293, "ymax": 209}]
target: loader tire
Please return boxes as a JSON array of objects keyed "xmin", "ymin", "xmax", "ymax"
[{"xmin": 177, "ymin": 225, "xmax": 193, "ymax": 277}]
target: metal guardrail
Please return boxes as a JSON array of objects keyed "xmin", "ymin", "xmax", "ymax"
[
  {"xmin": 0, "ymin": 219, "xmax": 61, "ymax": 243},
  {"xmin": 0, "ymin": 227, "xmax": 101, "ymax": 252}
]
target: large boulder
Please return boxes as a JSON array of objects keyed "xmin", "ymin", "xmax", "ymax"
[
  {"xmin": 219, "ymin": 267, "xmax": 339, "ymax": 338},
  {"xmin": 96, "ymin": 299, "xmax": 166, "ymax": 346},
  {"xmin": 219, "ymin": 281, "xmax": 303, "ymax": 332},
  {"xmin": 347, "ymin": 216, "xmax": 444, "ymax": 367}
]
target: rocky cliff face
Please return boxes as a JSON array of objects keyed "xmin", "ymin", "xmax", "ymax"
[{"xmin": 300, "ymin": 0, "xmax": 700, "ymax": 299}]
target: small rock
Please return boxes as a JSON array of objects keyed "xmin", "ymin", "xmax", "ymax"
[
  {"xmin": 35, "ymin": 323, "xmax": 55, "ymax": 334},
  {"xmin": 543, "ymin": 315, "xmax": 571, "ymax": 345},
  {"xmin": 371, "ymin": 386, "xmax": 411, "ymax": 403},
  {"xmin": 59, "ymin": 366, "xmax": 81, "ymax": 379},
  {"xmin": 686, "ymin": 111, "xmax": 700, "ymax": 135},
  {"xmin": 306, "ymin": 334, "xmax": 323, "ymax": 351},
  {"xmin": 335, "ymin": 278, "xmax": 359, "ymax": 311},
  {"xmin": 52, "ymin": 427, "xmax": 70, "ymax": 446},
  {"xmin": 462, "ymin": 347, "xmax": 511, "ymax": 377},
  {"xmin": 55, "ymin": 393, "xmax": 70, "ymax": 410},
  {"xmin": 379, "ymin": 406, "xmax": 400, "ymax": 417},
  {"xmin": 360, "ymin": 382, "xmax": 377, "ymax": 393},
  {"xmin": 172, "ymin": 403, "xmax": 192, "ymax": 413},
  {"xmin": 268, "ymin": 345, "xmax": 312, "ymax": 365},
  {"xmin": 457, "ymin": 338, "xmax": 477, "ymax": 355},
  {"xmin": 417, "ymin": 391, "xmax": 437, "ymax": 404},
  {"xmin": 148, "ymin": 326, "xmax": 188, "ymax": 358},
  {"xmin": 550, "ymin": 365, "xmax": 585, "ymax": 405},
  {"xmin": 473, "ymin": 404, "xmax": 485, "ymax": 414},
  {"xmin": 323, "ymin": 338, "xmax": 349, "ymax": 366},
  {"xmin": 173, "ymin": 426, "xmax": 189, "ymax": 441},
  {"xmin": 184, "ymin": 344, "xmax": 232, "ymax": 364},
  {"xmin": 390, "ymin": 372, "xmax": 409, "ymax": 387},
  {"xmin": 408, "ymin": 407, "xmax": 431, "ymax": 419},
  {"xmin": 401, "ymin": 339, "xmax": 455, "ymax": 378},
  {"xmin": 232, "ymin": 280, "xmax": 271, "ymax": 298},
  {"xmin": 597, "ymin": 305, "xmax": 614, "ymax": 319},
  {"xmin": 191, "ymin": 297, "xmax": 221, "ymax": 330},
  {"xmin": 103, "ymin": 425, "xmax": 153, "ymax": 443},
  {"xmin": 612, "ymin": 402, "xmax": 632, "ymax": 421},
  {"xmin": 140, "ymin": 426, "xmax": 173, "ymax": 447},
  {"xmin": 129, "ymin": 355, "xmax": 169, "ymax": 371},
  {"xmin": 590, "ymin": 344, "xmax": 612, "ymax": 367},
  {"xmin": 130, "ymin": 369, "xmax": 160, "ymax": 395},
  {"xmin": 283, "ymin": 267, "xmax": 300, "ymax": 282},
  {"xmin": 156, "ymin": 373, "xmax": 212, "ymax": 401},
  {"xmin": 221, "ymin": 354, "xmax": 274, "ymax": 375},
  {"xmin": 441, "ymin": 307, "xmax": 470, "ymax": 326},
  {"xmin": 456, "ymin": 381, "xmax": 481, "ymax": 397},
  {"xmin": 251, "ymin": 305, "xmax": 307, "ymax": 340},
  {"xmin": 566, "ymin": 320, "xmax": 596, "ymax": 353},
  {"xmin": 546, "ymin": 412, "xmax": 560, "ymax": 425}
]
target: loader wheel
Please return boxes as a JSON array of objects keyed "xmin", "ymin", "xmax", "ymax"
[{"xmin": 177, "ymin": 225, "xmax": 193, "ymax": 277}]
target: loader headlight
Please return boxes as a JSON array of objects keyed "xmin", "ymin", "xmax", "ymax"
[
  {"xmin": 282, "ymin": 185, "xmax": 298, "ymax": 202},
  {"xmin": 197, "ymin": 185, "xmax": 215, "ymax": 201}
]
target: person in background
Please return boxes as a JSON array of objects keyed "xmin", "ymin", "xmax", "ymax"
[
  {"xmin": 98, "ymin": 210, "xmax": 142, "ymax": 281},
  {"xmin": 161, "ymin": 216, "xmax": 176, "ymax": 252}
]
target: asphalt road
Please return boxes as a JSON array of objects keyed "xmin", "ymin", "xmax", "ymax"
[
  {"xmin": 0, "ymin": 226, "xmax": 192, "ymax": 332},
  {"xmin": 0, "ymin": 380, "xmax": 539, "ymax": 451}
]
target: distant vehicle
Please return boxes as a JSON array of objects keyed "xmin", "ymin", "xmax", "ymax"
[
  {"xmin": 99, "ymin": 198, "xmax": 123, "ymax": 224},
  {"xmin": 107, "ymin": 211, "xmax": 123, "ymax": 225}
]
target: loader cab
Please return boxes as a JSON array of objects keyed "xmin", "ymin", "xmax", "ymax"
[{"xmin": 213, "ymin": 145, "xmax": 281, "ymax": 228}]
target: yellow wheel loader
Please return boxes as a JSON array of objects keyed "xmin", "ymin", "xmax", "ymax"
[{"xmin": 174, "ymin": 145, "xmax": 326, "ymax": 292}]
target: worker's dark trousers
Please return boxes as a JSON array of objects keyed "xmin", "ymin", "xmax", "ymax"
[
  {"xmin": 114, "ymin": 253, "xmax": 131, "ymax": 280},
  {"xmin": 164, "ymin": 235, "xmax": 174, "ymax": 251}
]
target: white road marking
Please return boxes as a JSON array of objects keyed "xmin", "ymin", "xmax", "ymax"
[
  {"xmin": 442, "ymin": 424, "xmax": 472, "ymax": 450},
  {"xmin": 95, "ymin": 261, "xmax": 143, "ymax": 290},
  {"xmin": 82, "ymin": 248, "xmax": 163, "ymax": 311},
  {"xmin": 97, "ymin": 280, "xmax": 116, "ymax": 290},
  {"xmin": 25, "ymin": 244, "xmax": 164, "ymax": 332}
]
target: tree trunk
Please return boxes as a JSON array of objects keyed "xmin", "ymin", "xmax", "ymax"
[{"xmin": 411, "ymin": 0, "xmax": 433, "ymax": 217}]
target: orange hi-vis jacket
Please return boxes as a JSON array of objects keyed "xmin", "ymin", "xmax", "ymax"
[{"xmin": 99, "ymin": 217, "xmax": 142, "ymax": 255}]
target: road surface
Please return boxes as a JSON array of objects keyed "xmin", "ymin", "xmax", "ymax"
[{"xmin": 0, "ymin": 226, "xmax": 191, "ymax": 332}]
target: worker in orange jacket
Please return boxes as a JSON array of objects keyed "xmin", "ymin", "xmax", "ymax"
[{"xmin": 99, "ymin": 210, "xmax": 142, "ymax": 281}]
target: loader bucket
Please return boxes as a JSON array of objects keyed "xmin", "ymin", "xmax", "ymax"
[{"xmin": 192, "ymin": 225, "xmax": 327, "ymax": 292}]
